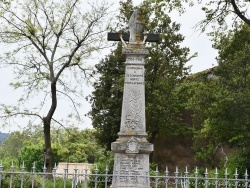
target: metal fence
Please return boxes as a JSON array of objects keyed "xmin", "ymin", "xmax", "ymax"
[{"xmin": 0, "ymin": 162, "xmax": 250, "ymax": 188}]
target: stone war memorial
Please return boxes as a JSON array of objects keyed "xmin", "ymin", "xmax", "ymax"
[{"xmin": 108, "ymin": 10, "xmax": 159, "ymax": 188}]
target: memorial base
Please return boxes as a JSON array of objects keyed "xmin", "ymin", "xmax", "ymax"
[{"xmin": 111, "ymin": 153, "xmax": 151, "ymax": 188}]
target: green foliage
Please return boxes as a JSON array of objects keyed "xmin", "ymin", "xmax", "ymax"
[
  {"xmin": 1, "ymin": 157, "xmax": 19, "ymax": 170},
  {"xmin": 19, "ymin": 140, "xmax": 45, "ymax": 171},
  {"xmin": 0, "ymin": 131, "xmax": 27, "ymax": 159},
  {"xmin": 188, "ymin": 24, "xmax": 250, "ymax": 169},
  {"xmin": 54, "ymin": 128, "xmax": 105, "ymax": 164},
  {"xmin": 88, "ymin": 0, "xmax": 193, "ymax": 151},
  {"xmin": 45, "ymin": 178, "xmax": 72, "ymax": 188}
]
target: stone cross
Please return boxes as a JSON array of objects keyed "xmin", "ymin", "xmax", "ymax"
[
  {"xmin": 108, "ymin": 10, "xmax": 159, "ymax": 43},
  {"xmin": 108, "ymin": 10, "xmax": 159, "ymax": 188}
]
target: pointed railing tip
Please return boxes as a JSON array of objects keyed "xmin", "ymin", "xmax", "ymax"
[
  {"xmin": 204, "ymin": 167, "xmax": 208, "ymax": 175},
  {"xmin": 215, "ymin": 167, "xmax": 218, "ymax": 175},
  {"xmin": 225, "ymin": 168, "xmax": 228, "ymax": 176},
  {"xmin": 10, "ymin": 161, "xmax": 14, "ymax": 171},
  {"xmin": 174, "ymin": 166, "xmax": 179, "ymax": 176},
  {"xmin": 235, "ymin": 168, "xmax": 238, "ymax": 176},
  {"xmin": 165, "ymin": 166, "xmax": 169, "ymax": 174},
  {"xmin": 94, "ymin": 164, "xmax": 99, "ymax": 173},
  {"xmin": 195, "ymin": 166, "xmax": 198, "ymax": 174},
  {"xmin": 105, "ymin": 164, "xmax": 109, "ymax": 172},
  {"xmin": 155, "ymin": 165, "xmax": 159, "ymax": 172}
]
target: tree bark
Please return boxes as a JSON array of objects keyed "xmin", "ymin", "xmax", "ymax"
[
  {"xmin": 43, "ymin": 119, "xmax": 52, "ymax": 173},
  {"xmin": 43, "ymin": 80, "xmax": 57, "ymax": 177}
]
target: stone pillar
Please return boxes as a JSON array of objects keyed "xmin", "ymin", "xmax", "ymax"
[{"xmin": 111, "ymin": 31, "xmax": 153, "ymax": 188}]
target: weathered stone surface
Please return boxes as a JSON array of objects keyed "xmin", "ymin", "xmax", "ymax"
[
  {"xmin": 111, "ymin": 48, "xmax": 153, "ymax": 187},
  {"xmin": 111, "ymin": 153, "xmax": 150, "ymax": 188},
  {"xmin": 111, "ymin": 136, "xmax": 153, "ymax": 154},
  {"xmin": 122, "ymin": 48, "xmax": 149, "ymax": 55}
]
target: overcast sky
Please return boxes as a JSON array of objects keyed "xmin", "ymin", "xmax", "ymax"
[{"xmin": 0, "ymin": 0, "xmax": 218, "ymax": 133}]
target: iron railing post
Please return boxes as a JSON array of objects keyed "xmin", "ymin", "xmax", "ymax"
[
  {"xmin": 204, "ymin": 168, "xmax": 208, "ymax": 188},
  {"xmin": 224, "ymin": 168, "xmax": 228, "ymax": 188},
  {"xmin": 184, "ymin": 166, "xmax": 189, "ymax": 188},
  {"xmin": 0, "ymin": 162, "xmax": 3, "ymax": 188},
  {"xmin": 20, "ymin": 161, "xmax": 25, "ymax": 188},
  {"xmin": 72, "ymin": 166, "xmax": 78, "ymax": 188},
  {"xmin": 194, "ymin": 167, "xmax": 198, "ymax": 188},
  {"xmin": 94, "ymin": 164, "xmax": 99, "ymax": 188},
  {"xmin": 9, "ymin": 161, "xmax": 14, "ymax": 188},
  {"xmin": 42, "ymin": 162, "xmax": 47, "ymax": 188},
  {"xmin": 174, "ymin": 166, "xmax": 179, "ymax": 188},
  {"xmin": 155, "ymin": 166, "xmax": 159, "ymax": 188},
  {"xmin": 105, "ymin": 164, "xmax": 108, "ymax": 188},
  {"xmin": 31, "ymin": 162, "xmax": 36, "ymax": 188},
  {"xmin": 214, "ymin": 167, "xmax": 218, "ymax": 188},
  {"xmin": 234, "ymin": 168, "xmax": 239, "ymax": 188},
  {"xmin": 53, "ymin": 163, "xmax": 57, "ymax": 188},
  {"xmin": 244, "ymin": 169, "xmax": 248, "ymax": 188},
  {"xmin": 165, "ymin": 166, "xmax": 169, "ymax": 188},
  {"xmin": 84, "ymin": 166, "xmax": 88, "ymax": 188},
  {"xmin": 63, "ymin": 164, "xmax": 68, "ymax": 188}
]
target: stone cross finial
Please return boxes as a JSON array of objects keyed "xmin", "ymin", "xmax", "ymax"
[
  {"xmin": 128, "ymin": 10, "xmax": 144, "ymax": 42},
  {"xmin": 107, "ymin": 10, "xmax": 159, "ymax": 44}
]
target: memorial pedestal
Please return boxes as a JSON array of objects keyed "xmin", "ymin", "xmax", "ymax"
[{"xmin": 111, "ymin": 47, "xmax": 153, "ymax": 188}]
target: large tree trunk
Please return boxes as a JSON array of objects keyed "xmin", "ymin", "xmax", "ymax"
[
  {"xmin": 43, "ymin": 80, "xmax": 57, "ymax": 177},
  {"xmin": 43, "ymin": 119, "xmax": 52, "ymax": 174}
]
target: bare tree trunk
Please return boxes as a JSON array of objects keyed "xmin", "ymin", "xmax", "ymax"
[
  {"xmin": 43, "ymin": 81, "xmax": 57, "ymax": 178},
  {"xmin": 43, "ymin": 119, "xmax": 52, "ymax": 175}
]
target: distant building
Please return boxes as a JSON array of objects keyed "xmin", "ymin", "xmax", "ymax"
[{"xmin": 56, "ymin": 162, "xmax": 94, "ymax": 181}]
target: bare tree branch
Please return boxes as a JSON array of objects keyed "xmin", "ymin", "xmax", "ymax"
[
  {"xmin": 0, "ymin": 111, "xmax": 43, "ymax": 120},
  {"xmin": 231, "ymin": 0, "xmax": 250, "ymax": 25}
]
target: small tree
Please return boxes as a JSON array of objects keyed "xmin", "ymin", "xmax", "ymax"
[{"xmin": 0, "ymin": 0, "xmax": 111, "ymax": 173}]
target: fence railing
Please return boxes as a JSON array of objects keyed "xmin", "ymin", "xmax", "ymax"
[{"xmin": 0, "ymin": 162, "xmax": 249, "ymax": 188}]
